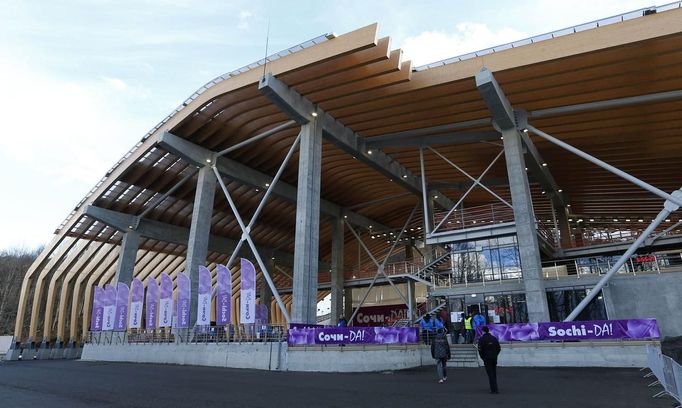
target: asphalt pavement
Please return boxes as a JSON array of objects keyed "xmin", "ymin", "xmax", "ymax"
[{"xmin": 0, "ymin": 360, "xmax": 676, "ymax": 407}]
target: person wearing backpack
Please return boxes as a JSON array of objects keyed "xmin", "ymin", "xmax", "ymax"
[
  {"xmin": 430, "ymin": 328, "xmax": 451, "ymax": 383},
  {"xmin": 477, "ymin": 326, "xmax": 501, "ymax": 393}
]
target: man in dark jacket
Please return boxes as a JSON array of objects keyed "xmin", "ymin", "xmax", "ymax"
[
  {"xmin": 430, "ymin": 328, "xmax": 451, "ymax": 383},
  {"xmin": 477, "ymin": 326, "xmax": 501, "ymax": 393}
]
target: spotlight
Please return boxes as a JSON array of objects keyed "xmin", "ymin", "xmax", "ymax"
[
  {"xmin": 542, "ymin": 163, "xmax": 548, "ymax": 167},
  {"xmin": 367, "ymin": 150, "xmax": 373, "ymax": 155},
  {"xmin": 311, "ymin": 112, "xmax": 318, "ymax": 117}
]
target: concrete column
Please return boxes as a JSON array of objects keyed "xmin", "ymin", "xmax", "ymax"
[
  {"xmin": 185, "ymin": 166, "xmax": 216, "ymax": 326},
  {"xmin": 502, "ymin": 129, "xmax": 550, "ymax": 322},
  {"xmin": 344, "ymin": 288, "xmax": 353, "ymax": 323},
  {"xmin": 330, "ymin": 217, "xmax": 344, "ymax": 323},
  {"xmin": 114, "ymin": 230, "xmax": 140, "ymax": 284},
  {"xmin": 407, "ymin": 280, "xmax": 416, "ymax": 322},
  {"xmin": 292, "ymin": 118, "xmax": 323, "ymax": 324},
  {"xmin": 555, "ymin": 205, "xmax": 572, "ymax": 248},
  {"xmin": 260, "ymin": 259, "xmax": 274, "ymax": 323}
]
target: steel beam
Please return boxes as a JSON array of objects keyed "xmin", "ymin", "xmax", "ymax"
[
  {"xmin": 159, "ymin": 131, "xmax": 389, "ymax": 231},
  {"xmin": 258, "ymin": 73, "xmax": 454, "ymax": 210},
  {"xmin": 83, "ymin": 205, "xmax": 329, "ymax": 271},
  {"xmin": 365, "ymin": 131, "xmax": 499, "ymax": 149}
]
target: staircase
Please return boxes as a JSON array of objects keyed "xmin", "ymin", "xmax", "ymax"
[
  {"xmin": 414, "ymin": 252, "xmax": 451, "ymax": 282},
  {"xmin": 449, "ymin": 344, "xmax": 480, "ymax": 368}
]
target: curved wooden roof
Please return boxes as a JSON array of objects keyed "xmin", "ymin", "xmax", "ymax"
[{"xmin": 15, "ymin": 6, "xmax": 682, "ymax": 343}]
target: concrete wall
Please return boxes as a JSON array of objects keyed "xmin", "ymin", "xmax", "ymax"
[
  {"xmin": 0, "ymin": 336, "xmax": 12, "ymax": 356},
  {"xmin": 81, "ymin": 341, "xmax": 652, "ymax": 371},
  {"xmin": 604, "ymin": 273, "xmax": 682, "ymax": 337},
  {"xmin": 497, "ymin": 341, "xmax": 654, "ymax": 368}
]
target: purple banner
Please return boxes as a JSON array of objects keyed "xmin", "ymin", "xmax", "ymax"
[
  {"xmin": 159, "ymin": 273, "xmax": 173, "ymax": 328},
  {"xmin": 129, "ymin": 279, "xmax": 143, "ymax": 329},
  {"xmin": 240, "ymin": 259, "xmax": 256, "ymax": 324},
  {"xmin": 255, "ymin": 304, "xmax": 268, "ymax": 325},
  {"xmin": 114, "ymin": 282, "xmax": 129, "ymax": 331},
  {"xmin": 90, "ymin": 286, "xmax": 104, "ymax": 331},
  {"xmin": 197, "ymin": 266, "xmax": 212, "ymax": 326},
  {"xmin": 288, "ymin": 325, "xmax": 419, "ymax": 346},
  {"xmin": 476, "ymin": 319, "xmax": 661, "ymax": 342},
  {"xmin": 176, "ymin": 272, "xmax": 190, "ymax": 328},
  {"xmin": 103, "ymin": 284, "xmax": 116, "ymax": 331},
  {"xmin": 216, "ymin": 264, "xmax": 231, "ymax": 325},
  {"xmin": 145, "ymin": 277, "xmax": 159, "ymax": 329}
]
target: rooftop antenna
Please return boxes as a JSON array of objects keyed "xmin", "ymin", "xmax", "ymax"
[{"xmin": 262, "ymin": 19, "xmax": 271, "ymax": 79}]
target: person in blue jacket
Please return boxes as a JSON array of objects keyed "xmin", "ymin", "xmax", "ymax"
[
  {"xmin": 419, "ymin": 314, "xmax": 436, "ymax": 344},
  {"xmin": 473, "ymin": 311, "xmax": 487, "ymax": 339}
]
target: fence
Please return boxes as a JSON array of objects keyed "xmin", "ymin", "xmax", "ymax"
[
  {"xmin": 645, "ymin": 345, "xmax": 682, "ymax": 404},
  {"xmin": 86, "ymin": 324, "xmax": 288, "ymax": 346}
]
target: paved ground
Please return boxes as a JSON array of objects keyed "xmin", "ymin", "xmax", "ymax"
[{"xmin": 0, "ymin": 360, "xmax": 676, "ymax": 408}]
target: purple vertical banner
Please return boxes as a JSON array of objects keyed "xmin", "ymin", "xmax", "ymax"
[
  {"xmin": 216, "ymin": 264, "xmax": 232, "ymax": 326},
  {"xmin": 114, "ymin": 282, "xmax": 129, "ymax": 331},
  {"xmin": 90, "ymin": 286, "xmax": 104, "ymax": 331},
  {"xmin": 255, "ymin": 304, "xmax": 268, "ymax": 325},
  {"xmin": 197, "ymin": 266, "xmax": 212, "ymax": 326},
  {"xmin": 102, "ymin": 284, "xmax": 117, "ymax": 331},
  {"xmin": 145, "ymin": 277, "xmax": 159, "ymax": 329},
  {"xmin": 176, "ymin": 272, "xmax": 191, "ymax": 328},
  {"xmin": 240, "ymin": 259, "xmax": 256, "ymax": 324},
  {"xmin": 159, "ymin": 273, "xmax": 173, "ymax": 328},
  {"xmin": 129, "ymin": 278, "xmax": 144, "ymax": 329}
]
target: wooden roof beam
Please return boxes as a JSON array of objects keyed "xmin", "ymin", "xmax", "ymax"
[{"xmin": 258, "ymin": 73, "xmax": 455, "ymax": 210}]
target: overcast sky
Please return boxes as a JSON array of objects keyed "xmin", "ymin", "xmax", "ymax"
[{"xmin": 0, "ymin": 0, "xmax": 658, "ymax": 251}]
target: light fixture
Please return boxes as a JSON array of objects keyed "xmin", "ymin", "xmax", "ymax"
[
  {"xmin": 541, "ymin": 190, "xmax": 546, "ymax": 195},
  {"xmin": 665, "ymin": 219, "xmax": 671, "ymax": 222},
  {"xmin": 577, "ymin": 219, "xmax": 583, "ymax": 223},
  {"xmin": 206, "ymin": 158, "xmax": 212, "ymax": 163},
  {"xmin": 569, "ymin": 218, "xmax": 573, "ymax": 222},
  {"xmin": 471, "ymin": 293, "xmax": 477, "ymax": 297},
  {"xmin": 255, "ymin": 188, "xmax": 259, "ymax": 192},
  {"xmin": 369, "ymin": 225, "xmax": 373, "ymax": 229},
  {"xmin": 589, "ymin": 218, "xmax": 594, "ymax": 222},
  {"xmin": 625, "ymin": 219, "xmax": 631, "ymax": 222},
  {"xmin": 402, "ymin": 174, "xmax": 408, "ymax": 179},
  {"xmin": 613, "ymin": 218, "xmax": 618, "ymax": 222},
  {"xmin": 128, "ymin": 225, "xmax": 134, "ymax": 229},
  {"xmin": 638, "ymin": 219, "xmax": 644, "ymax": 222},
  {"xmin": 417, "ymin": 227, "xmax": 422, "ymax": 230},
  {"xmin": 367, "ymin": 150, "xmax": 373, "ymax": 155},
  {"xmin": 558, "ymin": 189, "xmax": 563, "ymax": 193},
  {"xmin": 567, "ymin": 204, "xmax": 571, "ymax": 208},
  {"xmin": 433, "ymin": 195, "xmax": 439, "ymax": 199},
  {"xmin": 525, "ymin": 167, "xmax": 528, "ymax": 171},
  {"xmin": 343, "ymin": 215, "xmax": 348, "ymax": 219},
  {"xmin": 500, "ymin": 136, "xmax": 504, "ymax": 140},
  {"xmin": 265, "ymin": 183, "xmax": 270, "ymax": 187},
  {"xmin": 542, "ymin": 163, "xmax": 548, "ymax": 167},
  {"xmin": 311, "ymin": 112, "xmax": 318, "ymax": 117},
  {"xmin": 523, "ymin": 128, "xmax": 529, "ymax": 133}
]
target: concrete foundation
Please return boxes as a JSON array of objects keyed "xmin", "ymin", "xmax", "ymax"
[{"xmin": 80, "ymin": 341, "xmax": 655, "ymax": 371}]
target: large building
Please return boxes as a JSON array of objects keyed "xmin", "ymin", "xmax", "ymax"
[{"xmin": 9, "ymin": 3, "xmax": 682, "ymax": 358}]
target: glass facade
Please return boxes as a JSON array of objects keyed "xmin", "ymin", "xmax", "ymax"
[
  {"xmin": 546, "ymin": 288, "xmax": 607, "ymax": 322},
  {"xmin": 449, "ymin": 236, "xmax": 522, "ymax": 284},
  {"xmin": 447, "ymin": 292, "xmax": 529, "ymax": 325}
]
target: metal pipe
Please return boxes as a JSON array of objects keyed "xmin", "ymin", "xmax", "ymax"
[
  {"xmin": 216, "ymin": 120, "xmax": 297, "ymax": 157},
  {"xmin": 212, "ymin": 166, "xmax": 291, "ymax": 323},
  {"xmin": 428, "ymin": 146, "xmax": 511, "ymax": 208},
  {"xmin": 419, "ymin": 146, "xmax": 431, "ymax": 235},
  {"xmin": 431, "ymin": 148, "xmax": 506, "ymax": 232},
  {"xmin": 565, "ymin": 188, "xmax": 682, "ymax": 321},
  {"xmin": 224, "ymin": 131, "xmax": 301, "ymax": 269},
  {"xmin": 527, "ymin": 125, "xmax": 682, "ymax": 208}
]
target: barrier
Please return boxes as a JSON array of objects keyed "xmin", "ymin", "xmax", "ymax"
[{"xmin": 646, "ymin": 344, "xmax": 682, "ymax": 405}]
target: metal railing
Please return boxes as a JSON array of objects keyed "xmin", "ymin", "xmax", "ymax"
[
  {"xmin": 645, "ymin": 345, "xmax": 681, "ymax": 404},
  {"xmin": 86, "ymin": 324, "xmax": 288, "ymax": 345},
  {"xmin": 433, "ymin": 203, "xmax": 515, "ymax": 233}
]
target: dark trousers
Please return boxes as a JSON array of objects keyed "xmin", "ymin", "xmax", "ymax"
[
  {"xmin": 483, "ymin": 358, "xmax": 498, "ymax": 392},
  {"xmin": 436, "ymin": 358, "xmax": 448, "ymax": 380}
]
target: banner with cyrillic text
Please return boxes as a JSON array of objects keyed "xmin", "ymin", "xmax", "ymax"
[
  {"xmin": 159, "ymin": 273, "xmax": 173, "ymax": 328},
  {"xmin": 216, "ymin": 264, "xmax": 231, "ymax": 325},
  {"xmin": 129, "ymin": 279, "xmax": 143, "ymax": 329},
  {"xmin": 145, "ymin": 277, "xmax": 159, "ymax": 329},
  {"xmin": 288, "ymin": 325, "xmax": 419, "ymax": 346},
  {"xmin": 240, "ymin": 259, "xmax": 256, "ymax": 324},
  {"xmin": 176, "ymin": 272, "xmax": 191, "ymax": 328},
  {"xmin": 90, "ymin": 286, "xmax": 104, "ymax": 331},
  {"xmin": 114, "ymin": 282, "xmax": 129, "ymax": 331},
  {"xmin": 102, "ymin": 284, "xmax": 116, "ymax": 331}
]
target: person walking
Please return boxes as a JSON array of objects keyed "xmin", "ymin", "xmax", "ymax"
[
  {"xmin": 431, "ymin": 328, "xmax": 451, "ymax": 383},
  {"xmin": 477, "ymin": 326, "xmax": 501, "ymax": 394},
  {"xmin": 337, "ymin": 316, "xmax": 348, "ymax": 327}
]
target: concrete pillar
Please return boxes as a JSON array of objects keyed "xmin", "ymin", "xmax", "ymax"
[
  {"xmin": 185, "ymin": 166, "xmax": 216, "ymax": 326},
  {"xmin": 407, "ymin": 280, "xmax": 416, "ymax": 322},
  {"xmin": 114, "ymin": 230, "xmax": 140, "ymax": 284},
  {"xmin": 330, "ymin": 217, "xmax": 344, "ymax": 323},
  {"xmin": 502, "ymin": 129, "xmax": 550, "ymax": 322},
  {"xmin": 344, "ymin": 288, "xmax": 353, "ymax": 323},
  {"xmin": 555, "ymin": 205, "xmax": 572, "ymax": 248},
  {"xmin": 260, "ymin": 259, "xmax": 274, "ymax": 323},
  {"xmin": 292, "ymin": 118, "xmax": 323, "ymax": 324}
]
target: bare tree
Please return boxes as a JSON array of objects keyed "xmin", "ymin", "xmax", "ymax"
[{"xmin": 0, "ymin": 247, "xmax": 40, "ymax": 335}]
